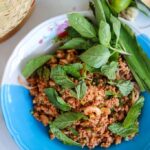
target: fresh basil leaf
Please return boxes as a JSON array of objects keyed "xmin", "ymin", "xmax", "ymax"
[
  {"xmin": 22, "ymin": 55, "xmax": 52, "ymax": 78},
  {"xmin": 51, "ymin": 112, "xmax": 85, "ymax": 129},
  {"xmin": 43, "ymin": 67, "xmax": 50, "ymax": 81},
  {"xmin": 66, "ymin": 27, "xmax": 81, "ymax": 38},
  {"xmin": 50, "ymin": 125, "xmax": 81, "ymax": 146},
  {"xmin": 44, "ymin": 88, "xmax": 71, "ymax": 111},
  {"xmin": 123, "ymin": 97, "xmax": 144, "ymax": 128},
  {"xmin": 60, "ymin": 38, "xmax": 88, "ymax": 49},
  {"xmin": 117, "ymin": 80, "xmax": 134, "ymax": 96},
  {"xmin": 79, "ymin": 44, "xmax": 111, "ymax": 68},
  {"xmin": 93, "ymin": 0, "xmax": 106, "ymax": 24},
  {"xmin": 108, "ymin": 123, "xmax": 138, "ymax": 137},
  {"xmin": 110, "ymin": 15, "xmax": 121, "ymax": 45},
  {"xmin": 68, "ymin": 13, "xmax": 96, "ymax": 38},
  {"xmin": 69, "ymin": 127, "xmax": 79, "ymax": 136},
  {"xmin": 75, "ymin": 81, "xmax": 87, "ymax": 99},
  {"xmin": 63, "ymin": 63, "xmax": 83, "ymax": 78},
  {"xmin": 51, "ymin": 65, "xmax": 75, "ymax": 89},
  {"xmin": 101, "ymin": 61, "xmax": 118, "ymax": 80},
  {"xmin": 99, "ymin": 21, "xmax": 111, "ymax": 47}
]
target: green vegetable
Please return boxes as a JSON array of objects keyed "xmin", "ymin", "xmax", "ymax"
[
  {"xmin": 66, "ymin": 27, "xmax": 81, "ymax": 38},
  {"xmin": 110, "ymin": 15, "xmax": 121, "ymax": 45},
  {"xmin": 119, "ymin": 24, "xmax": 150, "ymax": 92},
  {"xmin": 79, "ymin": 45, "xmax": 111, "ymax": 68},
  {"xmin": 117, "ymin": 80, "xmax": 134, "ymax": 96},
  {"xmin": 89, "ymin": 1, "xmax": 96, "ymax": 16},
  {"xmin": 63, "ymin": 63, "xmax": 83, "ymax": 78},
  {"xmin": 109, "ymin": 97, "xmax": 144, "ymax": 137},
  {"xmin": 51, "ymin": 112, "xmax": 85, "ymax": 129},
  {"xmin": 51, "ymin": 65, "xmax": 75, "ymax": 89},
  {"xmin": 69, "ymin": 80, "xmax": 87, "ymax": 100},
  {"xmin": 105, "ymin": 90, "xmax": 115, "ymax": 96},
  {"xmin": 44, "ymin": 88, "xmax": 71, "ymax": 111},
  {"xmin": 68, "ymin": 13, "xmax": 96, "ymax": 38},
  {"xmin": 109, "ymin": 0, "xmax": 132, "ymax": 13},
  {"xmin": 43, "ymin": 67, "xmax": 50, "ymax": 81},
  {"xmin": 36, "ymin": 67, "xmax": 43, "ymax": 78},
  {"xmin": 60, "ymin": 38, "xmax": 88, "ymax": 50},
  {"xmin": 108, "ymin": 123, "xmax": 138, "ymax": 137},
  {"xmin": 22, "ymin": 55, "xmax": 52, "ymax": 78},
  {"xmin": 85, "ymin": 64, "xmax": 100, "ymax": 73},
  {"xmin": 56, "ymin": 97, "xmax": 71, "ymax": 110},
  {"xmin": 75, "ymin": 80, "xmax": 87, "ymax": 99},
  {"xmin": 69, "ymin": 127, "xmax": 79, "ymax": 136},
  {"xmin": 93, "ymin": 0, "xmax": 106, "ymax": 24},
  {"xmin": 98, "ymin": 21, "xmax": 111, "ymax": 47},
  {"xmin": 123, "ymin": 97, "xmax": 144, "ymax": 128},
  {"xmin": 101, "ymin": 0, "xmax": 111, "ymax": 19},
  {"xmin": 101, "ymin": 61, "xmax": 118, "ymax": 80},
  {"xmin": 50, "ymin": 125, "xmax": 81, "ymax": 146},
  {"xmin": 69, "ymin": 90, "xmax": 78, "ymax": 99}
]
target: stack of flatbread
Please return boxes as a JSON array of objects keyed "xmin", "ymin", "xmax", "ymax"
[{"xmin": 0, "ymin": 0, "xmax": 35, "ymax": 42}]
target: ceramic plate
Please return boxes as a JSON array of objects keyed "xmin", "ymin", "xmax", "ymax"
[{"xmin": 1, "ymin": 11, "xmax": 150, "ymax": 150}]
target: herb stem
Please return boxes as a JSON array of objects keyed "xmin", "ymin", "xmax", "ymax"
[
  {"xmin": 109, "ymin": 46, "xmax": 131, "ymax": 56},
  {"xmin": 110, "ymin": 51, "xmax": 116, "ymax": 56}
]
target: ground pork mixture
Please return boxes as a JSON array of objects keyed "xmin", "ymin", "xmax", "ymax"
[{"xmin": 26, "ymin": 49, "xmax": 139, "ymax": 149}]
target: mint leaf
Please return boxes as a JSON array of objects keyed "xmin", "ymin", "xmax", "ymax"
[
  {"xmin": 108, "ymin": 123, "xmax": 138, "ymax": 137},
  {"xmin": 60, "ymin": 38, "xmax": 88, "ymax": 49},
  {"xmin": 93, "ymin": 0, "xmax": 106, "ymax": 24},
  {"xmin": 56, "ymin": 97, "xmax": 71, "ymax": 111},
  {"xmin": 44, "ymin": 88, "xmax": 71, "ymax": 111},
  {"xmin": 69, "ymin": 89, "xmax": 78, "ymax": 99},
  {"xmin": 51, "ymin": 65, "xmax": 75, "ymax": 89},
  {"xmin": 68, "ymin": 13, "xmax": 96, "ymax": 38},
  {"xmin": 110, "ymin": 15, "xmax": 121, "ymax": 45},
  {"xmin": 51, "ymin": 112, "xmax": 85, "ymax": 129},
  {"xmin": 105, "ymin": 90, "xmax": 115, "ymax": 96},
  {"xmin": 101, "ymin": 61, "xmax": 118, "ymax": 80},
  {"xmin": 43, "ymin": 67, "xmax": 50, "ymax": 81},
  {"xmin": 85, "ymin": 64, "xmax": 100, "ymax": 73},
  {"xmin": 98, "ymin": 21, "xmax": 111, "ymax": 46},
  {"xmin": 117, "ymin": 80, "xmax": 134, "ymax": 96},
  {"xmin": 63, "ymin": 63, "xmax": 83, "ymax": 78},
  {"xmin": 69, "ymin": 127, "xmax": 79, "ymax": 136},
  {"xmin": 22, "ymin": 55, "xmax": 52, "ymax": 78},
  {"xmin": 79, "ymin": 44, "xmax": 110, "ymax": 68},
  {"xmin": 123, "ymin": 97, "xmax": 144, "ymax": 128},
  {"xmin": 36, "ymin": 67, "xmax": 43, "ymax": 78},
  {"xmin": 75, "ymin": 80, "xmax": 87, "ymax": 99},
  {"xmin": 50, "ymin": 125, "xmax": 81, "ymax": 146}
]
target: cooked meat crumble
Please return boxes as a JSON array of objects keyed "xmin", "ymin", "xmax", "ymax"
[{"xmin": 26, "ymin": 49, "xmax": 139, "ymax": 149}]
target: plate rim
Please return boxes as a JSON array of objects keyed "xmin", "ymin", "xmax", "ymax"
[{"xmin": 0, "ymin": 11, "xmax": 90, "ymax": 150}]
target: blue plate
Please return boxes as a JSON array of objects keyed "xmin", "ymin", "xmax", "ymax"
[{"xmin": 1, "ymin": 12, "xmax": 150, "ymax": 150}]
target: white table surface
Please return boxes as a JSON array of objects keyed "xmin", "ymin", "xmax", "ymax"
[{"xmin": 0, "ymin": 0, "xmax": 89, "ymax": 149}]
